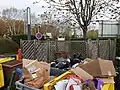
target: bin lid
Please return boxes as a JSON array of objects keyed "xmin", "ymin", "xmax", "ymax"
[{"xmin": 2, "ymin": 60, "xmax": 22, "ymax": 68}]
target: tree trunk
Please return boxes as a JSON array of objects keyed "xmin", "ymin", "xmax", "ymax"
[{"xmin": 82, "ymin": 27, "xmax": 88, "ymax": 39}]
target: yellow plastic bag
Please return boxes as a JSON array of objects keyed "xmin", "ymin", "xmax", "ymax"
[
  {"xmin": 0, "ymin": 64, "xmax": 4, "ymax": 88},
  {"xmin": 102, "ymin": 83, "xmax": 114, "ymax": 90}
]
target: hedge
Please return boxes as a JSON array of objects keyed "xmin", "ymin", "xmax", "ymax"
[
  {"xmin": 11, "ymin": 34, "xmax": 37, "ymax": 45},
  {"xmin": 0, "ymin": 38, "xmax": 19, "ymax": 54}
]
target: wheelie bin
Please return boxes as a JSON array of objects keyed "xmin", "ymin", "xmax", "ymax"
[{"xmin": 2, "ymin": 60, "xmax": 22, "ymax": 88}]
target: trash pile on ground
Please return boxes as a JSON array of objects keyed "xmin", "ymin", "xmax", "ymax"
[{"xmin": 15, "ymin": 57, "xmax": 116, "ymax": 90}]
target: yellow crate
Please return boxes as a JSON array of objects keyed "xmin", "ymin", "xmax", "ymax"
[
  {"xmin": 0, "ymin": 64, "xmax": 4, "ymax": 88},
  {"xmin": 44, "ymin": 71, "xmax": 72, "ymax": 90},
  {"xmin": 102, "ymin": 77, "xmax": 114, "ymax": 90},
  {"xmin": 102, "ymin": 83, "xmax": 114, "ymax": 90},
  {"xmin": 0, "ymin": 57, "xmax": 14, "ymax": 64},
  {"xmin": 44, "ymin": 71, "xmax": 115, "ymax": 90}
]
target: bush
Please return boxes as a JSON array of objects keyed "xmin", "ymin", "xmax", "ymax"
[
  {"xmin": 87, "ymin": 30, "xmax": 98, "ymax": 39},
  {"xmin": 0, "ymin": 38, "xmax": 19, "ymax": 54},
  {"xmin": 11, "ymin": 34, "xmax": 37, "ymax": 45}
]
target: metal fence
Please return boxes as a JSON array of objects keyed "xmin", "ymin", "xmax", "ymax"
[{"xmin": 20, "ymin": 39, "xmax": 116, "ymax": 62}]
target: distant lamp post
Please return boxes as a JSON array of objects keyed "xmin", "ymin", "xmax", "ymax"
[{"xmin": 27, "ymin": 7, "xmax": 31, "ymax": 40}]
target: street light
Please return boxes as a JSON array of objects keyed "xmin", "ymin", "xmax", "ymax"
[
  {"xmin": 27, "ymin": 7, "xmax": 31, "ymax": 40},
  {"xmin": 23, "ymin": 10, "xmax": 27, "ymax": 34}
]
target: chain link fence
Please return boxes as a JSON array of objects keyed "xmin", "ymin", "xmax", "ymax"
[{"xmin": 20, "ymin": 39, "xmax": 116, "ymax": 62}]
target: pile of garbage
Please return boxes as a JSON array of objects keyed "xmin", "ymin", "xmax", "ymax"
[
  {"xmin": 50, "ymin": 52, "xmax": 84, "ymax": 76},
  {"xmin": 20, "ymin": 57, "xmax": 116, "ymax": 90},
  {"xmin": 51, "ymin": 52, "xmax": 84, "ymax": 69}
]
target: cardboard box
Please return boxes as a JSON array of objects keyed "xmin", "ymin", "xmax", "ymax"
[
  {"xmin": 25, "ymin": 60, "xmax": 40, "ymax": 73},
  {"xmin": 100, "ymin": 77, "xmax": 115, "ymax": 84},
  {"xmin": 23, "ymin": 60, "xmax": 50, "ymax": 88},
  {"xmin": 72, "ymin": 67, "xmax": 93, "ymax": 81},
  {"xmin": 22, "ymin": 59, "xmax": 35, "ymax": 66},
  {"xmin": 80, "ymin": 59, "xmax": 116, "ymax": 77},
  {"xmin": 23, "ymin": 60, "xmax": 50, "ymax": 79},
  {"xmin": 24, "ymin": 60, "xmax": 50, "ymax": 74}
]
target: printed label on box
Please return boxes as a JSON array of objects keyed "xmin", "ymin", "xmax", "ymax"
[
  {"xmin": 28, "ymin": 65, "xmax": 36, "ymax": 73},
  {"xmin": 32, "ymin": 73, "xmax": 37, "ymax": 79}
]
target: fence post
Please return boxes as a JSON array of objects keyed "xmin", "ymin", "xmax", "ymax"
[
  {"xmin": 56, "ymin": 40, "xmax": 58, "ymax": 52},
  {"xmin": 101, "ymin": 20, "xmax": 103, "ymax": 37},
  {"xmin": 47, "ymin": 40, "xmax": 50, "ymax": 62},
  {"xmin": 97, "ymin": 39, "xmax": 100, "ymax": 58},
  {"xmin": 87, "ymin": 39, "xmax": 91, "ymax": 58},
  {"xmin": 34, "ymin": 40, "xmax": 36, "ymax": 60},
  {"xmin": 108, "ymin": 39, "xmax": 111, "ymax": 60},
  {"xmin": 87, "ymin": 39, "xmax": 89, "ymax": 58},
  {"xmin": 114, "ymin": 39, "xmax": 117, "ymax": 59},
  {"xmin": 20, "ymin": 39, "xmax": 23, "ymax": 58}
]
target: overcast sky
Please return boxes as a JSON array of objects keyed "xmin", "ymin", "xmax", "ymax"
[
  {"xmin": 0, "ymin": 0, "xmax": 120, "ymax": 20},
  {"xmin": 0, "ymin": 0, "xmax": 48, "ymax": 15}
]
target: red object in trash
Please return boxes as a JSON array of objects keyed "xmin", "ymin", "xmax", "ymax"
[
  {"xmin": 67, "ymin": 75, "xmax": 82, "ymax": 81},
  {"xmin": 55, "ymin": 51, "xmax": 70, "ymax": 58},
  {"xmin": 70, "ymin": 84, "xmax": 81, "ymax": 90},
  {"xmin": 17, "ymin": 49, "xmax": 22, "ymax": 61},
  {"xmin": 66, "ymin": 75, "xmax": 82, "ymax": 90}
]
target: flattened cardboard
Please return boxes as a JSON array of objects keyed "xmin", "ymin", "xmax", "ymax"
[
  {"xmin": 72, "ymin": 67, "xmax": 93, "ymax": 81},
  {"xmin": 80, "ymin": 59, "xmax": 116, "ymax": 77}
]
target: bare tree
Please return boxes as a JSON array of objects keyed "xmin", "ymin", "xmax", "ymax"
[
  {"xmin": 0, "ymin": 19, "xmax": 7, "ymax": 36},
  {"xmin": 39, "ymin": 0, "xmax": 120, "ymax": 39},
  {"xmin": 38, "ymin": 8, "xmax": 74, "ymax": 39},
  {"xmin": 31, "ymin": 13, "xmax": 40, "ymax": 26},
  {"xmin": 2, "ymin": 7, "xmax": 24, "ymax": 36}
]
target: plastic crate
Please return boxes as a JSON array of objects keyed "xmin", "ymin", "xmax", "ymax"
[
  {"xmin": 0, "ymin": 64, "xmax": 4, "ymax": 88},
  {"xmin": 102, "ymin": 83, "xmax": 114, "ymax": 90},
  {"xmin": 44, "ymin": 71, "xmax": 72, "ymax": 90},
  {"xmin": 16, "ymin": 81, "xmax": 42, "ymax": 90}
]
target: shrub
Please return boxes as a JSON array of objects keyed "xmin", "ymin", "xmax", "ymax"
[
  {"xmin": 87, "ymin": 30, "xmax": 98, "ymax": 39},
  {"xmin": 11, "ymin": 34, "xmax": 36, "ymax": 45},
  {"xmin": 0, "ymin": 38, "xmax": 19, "ymax": 54}
]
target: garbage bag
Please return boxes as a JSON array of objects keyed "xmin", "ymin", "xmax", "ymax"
[
  {"xmin": 93, "ymin": 78, "xmax": 104, "ymax": 90},
  {"xmin": 50, "ymin": 62, "xmax": 56, "ymax": 67},
  {"xmin": 114, "ymin": 71, "xmax": 120, "ymax": 90},
  {"xmin": 72, "ymin": 53, "xmax": 84, "ymax": 60},
  {"xmin": 50, "ymin": 67, "xmax": 67, "ymax": 76},
  {"xmin": 70, "ymin": 53, "xmax": 84, "ymax": 66},
  {"xmin": 70, "ymin": 58, "xmax": 81, "ymax": 66},
  {"xmin": 56, "ymin": 57, "xmax": 67, "ymax": 63},
  {"xmin": 56, "ymin": 61, "xmax": 70, "ymax": 69}
]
